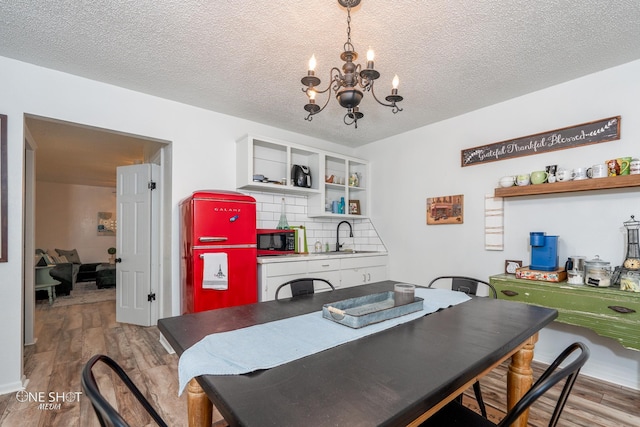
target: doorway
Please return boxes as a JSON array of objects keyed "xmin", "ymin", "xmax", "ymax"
[{"xmin": 23, "ymin": 115, "xmax": 172, "ymax": 340}]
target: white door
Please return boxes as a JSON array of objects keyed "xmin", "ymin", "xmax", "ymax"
[{"xmin": 116, "ymin": 164, "xmax": 159, "ymax": 326}]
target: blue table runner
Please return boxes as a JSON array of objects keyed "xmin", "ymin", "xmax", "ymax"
[{"xmin": 178, "ymin": 287, "xmax": 470, "ymax": 394}]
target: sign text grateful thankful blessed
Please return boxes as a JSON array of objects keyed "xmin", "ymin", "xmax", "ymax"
[{"xmin": 461, "ymin": 116, "xmax": 620, "ymax": 167}]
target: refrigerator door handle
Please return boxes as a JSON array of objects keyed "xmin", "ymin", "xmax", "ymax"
[{"xmin": 199, "ymin": 237, "xmax": 228, "ymax": 243}]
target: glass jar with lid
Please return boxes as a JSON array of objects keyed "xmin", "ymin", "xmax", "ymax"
[
  {"xmin": 620, "ymin": 270, "xmax": 640, "ymax": 292},
  {"xmin": 584, "ymin": 255, "xmax": 611, "ymax": 287}
]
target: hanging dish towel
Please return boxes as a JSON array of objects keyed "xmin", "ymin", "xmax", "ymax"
[{"xmin": 202, "ymin": 253, "xmax": 228, "ymax": 290}]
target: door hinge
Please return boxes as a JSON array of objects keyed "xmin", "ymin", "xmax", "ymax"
[
  {"xmin": 147, "ymin": 293, "xmax": 156, "ymax": 302},
  {"xmin": 148, "ymin": 181, "xmax": 157, "ymax": 190}
]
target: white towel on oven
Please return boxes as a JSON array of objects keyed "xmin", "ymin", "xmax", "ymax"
[{"xmin": 202, "ymin": 253, "xmax": 228, "ymax": 290}]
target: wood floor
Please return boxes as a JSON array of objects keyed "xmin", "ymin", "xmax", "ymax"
[{"xmin": 0, "ymin": 298, "xmax": 638, "ymax": 426}]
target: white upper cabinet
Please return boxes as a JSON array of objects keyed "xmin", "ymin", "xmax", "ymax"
[
  {"xmin": 236, "ymin": 135, "xmax": 320, "ymax": 195},
  {"xmin": 236, "ymin": 135, "xmax": 370, "ymax": 218},
  {"xmin": 307, "ymin": 154, "xmax": 369, "ymax": 218}
]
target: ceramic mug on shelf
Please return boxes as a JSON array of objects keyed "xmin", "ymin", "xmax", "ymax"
[
  {"xmin": 606, "ymin": 158, "xmax": 629, "ymax": 176},
  {"xmin": 530, "ymin": 170, "xmax": 548, "ymax": 184},
  {"xmin": 618, "ymin": 157, "xmax": 631, "ymax": 175},
  {"xmin": 556, "ymin": 169, "xmax": 574, "ymax": 182},
  {"xmin": 515, "ymin": 174, "xmax": 530, "ymax": 186},
  {"xmin": 545, "ymin": 165, "xmax": 557, "ymax": 183},
  {"xmin": 499, "ymin": 176, "xmax": 515, "ymax": 187},
  {"xmin": 573, "ymin": 167, "xmax": 588, "ymax": 180},
  {"xmin": 630, "ymin": 158, "xmax": 640, "ymax": 175},
  {"xmin": 587, "ymin": 163, "xmax": 608, "ymax": 179}
]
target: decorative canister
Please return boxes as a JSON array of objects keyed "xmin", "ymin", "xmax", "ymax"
[
  {"xmin": 584, "ymin": 255, "xmax": 612, "ymax": 287},
  {"xmin": 620, "ymin": 270, "xmax": 640, "ymax": 292}
]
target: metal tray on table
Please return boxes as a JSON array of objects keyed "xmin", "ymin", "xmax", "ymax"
[{"xmin": 322, "ymin": 291, "xmax": 424, "ymax": 329}]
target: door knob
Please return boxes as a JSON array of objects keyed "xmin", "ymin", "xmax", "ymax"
[{"xmin": 115, "ymin": 258, "xmax": 122, "ymax": 263}]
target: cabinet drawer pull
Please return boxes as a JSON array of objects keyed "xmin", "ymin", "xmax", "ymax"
[
  {"xmin": 321, "ymin": 264, "xmax": 330, "ymax": 267},
  {"xmin": 608, "ymin": 305, "xmax": 636, "ymax": 314},
  {"xmin": 501, "ymin": 290, "xmax": 519, "ymax": 297}
]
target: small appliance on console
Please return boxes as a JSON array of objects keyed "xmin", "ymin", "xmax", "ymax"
[
  {"xmin": 291, "ymin": 164, "xmax": 312, "ymax": 188},
  {"xmin": 529, "ymin": 232, "xmax": 559, "ymax": 271}
]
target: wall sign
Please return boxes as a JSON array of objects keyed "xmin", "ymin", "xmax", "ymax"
[{"xmin": 461, "ymin": 116, "xmax": 620, "ymax": 167}]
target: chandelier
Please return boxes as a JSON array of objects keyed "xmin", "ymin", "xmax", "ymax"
[{"xmin": 301, "ymin": 0, "xmax": 403, "ymax": 128}]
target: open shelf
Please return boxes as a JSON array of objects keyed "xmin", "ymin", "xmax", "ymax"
[{"xmin": 494, "ymin": 174, "xmax": 640, "ymax": 198}]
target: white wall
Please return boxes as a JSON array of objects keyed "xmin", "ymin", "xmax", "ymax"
[
  {"xmin": 360, "ymin": 60, "xmax": 640, "ymax": 390},
  {"xmin": 35, "ymin": 182, "xmax": 116, "ymax": 263},
  {"xmin": 0, "ymin": 55, "xmax": 354, "ymax": 393}
]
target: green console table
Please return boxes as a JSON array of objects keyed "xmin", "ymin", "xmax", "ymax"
[{"xmin": 490, "ymin": 274, "xmax": 640, "ymax": 351}]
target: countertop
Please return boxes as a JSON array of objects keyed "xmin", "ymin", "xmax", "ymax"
[{"xmin": 257, "ymin": 251, "xmax": 388, "ymax": 264}]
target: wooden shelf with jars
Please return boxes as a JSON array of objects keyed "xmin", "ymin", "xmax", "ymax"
[{"xmin": 494, "ymin": 174, "xmax": 640, "ymax": 198}]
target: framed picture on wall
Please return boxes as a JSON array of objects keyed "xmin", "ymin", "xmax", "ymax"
[
  {"xmin": 426, "ymin": 194, "xmax": 464, "ymax": 225},
  {"xmin": 349, "ymin": 200, "xmax": 361, "ymax": 215}
]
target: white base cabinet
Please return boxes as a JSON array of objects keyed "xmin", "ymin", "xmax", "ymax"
[
  {"xmin": 340, "ymin": 256, "xmax": 389, "ymax": 287},
  {"xmin": 258, "ymin": 254, "xmax": 388, "ymax": 302}
]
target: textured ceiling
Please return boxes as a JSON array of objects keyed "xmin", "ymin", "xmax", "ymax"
[{"xmin": 3, "ymin": 1, "xmax": 640, "ymax": 148}]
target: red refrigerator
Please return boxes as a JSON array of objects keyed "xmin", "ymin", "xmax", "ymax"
[{"xmin": 180, "ymin": 190, "xmax": 257, "ymax": 314}]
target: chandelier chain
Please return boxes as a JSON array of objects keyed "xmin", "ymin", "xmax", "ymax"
[
  {"xmin": 344, "ymin": 4, "xmax": 354, "ymax": 53},
  {"xmin": 346, "ymin": 4, "xmax": 351, "ymax": 44}
]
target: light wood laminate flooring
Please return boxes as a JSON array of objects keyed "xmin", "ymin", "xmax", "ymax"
[{"xmin": 0, "ymin": 299, "xmax": 638, "ymax": 426}]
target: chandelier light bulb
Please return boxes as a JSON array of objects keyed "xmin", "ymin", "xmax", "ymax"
[
  {"xmin": 308, "ymin": 89, "xmax": 316, "ymax": 101},
  {"xmin": 366, "ymin": 48, "xmax": 375, "ymax": 69},
  {"xmin": 392, "ymin": 74, "xmax": 400, "ymax": 90},
  {"xmin": 367, "ymin": 48, "xmax": 374, "ymax": 61},
  {"xmin": 308, "ymin": 55, "xmax": 317, "ymax": 72}
]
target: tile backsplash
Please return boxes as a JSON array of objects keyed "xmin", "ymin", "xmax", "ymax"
[{"xmin": 246, "ymin": 191, "xmax": 387, "ymax": 253}]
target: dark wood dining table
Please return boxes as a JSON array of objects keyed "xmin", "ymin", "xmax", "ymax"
[{"xmin": 158, "ymin": 280, "xmax": 557, "ymax": 427}]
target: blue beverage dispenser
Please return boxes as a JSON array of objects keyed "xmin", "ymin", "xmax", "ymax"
[{"xmin": 529, "ymin": 232, "xmax": 559, "ymax": 271}]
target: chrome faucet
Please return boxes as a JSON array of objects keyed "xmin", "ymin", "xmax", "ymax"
[{"xmin": 336, "ymin": 221, "xmax": 353, "ymax": 252}]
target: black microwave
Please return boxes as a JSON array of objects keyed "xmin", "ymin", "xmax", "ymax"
[{"xmin": 257, "ymin": 229, "xmax": 296, "ymax": 255}]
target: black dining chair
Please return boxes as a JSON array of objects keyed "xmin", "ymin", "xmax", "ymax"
[
  {"xmin": 419, "ymin": 341, "xmax": 590, "ymax": 427},
  {"xmin": 81, "ymin": 354, "xmax": 168, "ymax": 427},
  {"xmin": 427, "ymin": 275, "xmax": 497, "ymax": 417},
  {"xmin": 275, "ymin": 277, "xmax": 335, "ymax": 300},
  {"xmin": 427, "ymin": 275, "xmax": 497, "ymax": 299}
]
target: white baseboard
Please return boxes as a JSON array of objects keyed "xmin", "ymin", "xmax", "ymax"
[{"xmin": 0, "ymin": 376, "xmax": 28, "ymax": 395}]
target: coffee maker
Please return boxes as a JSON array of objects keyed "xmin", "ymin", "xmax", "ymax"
[{"xmin": 529, "ymin": 232, "xmax": 559, "ymax": 271}]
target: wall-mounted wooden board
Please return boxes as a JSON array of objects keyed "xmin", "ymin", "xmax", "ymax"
[{"xmin": 461, "ymin": 116, "xmax": 620, "ymax": 167}]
